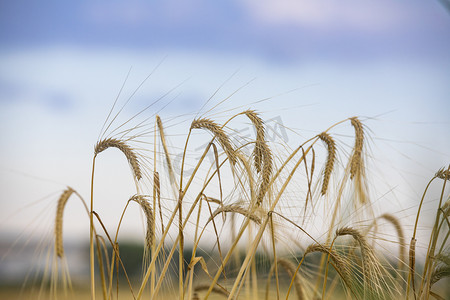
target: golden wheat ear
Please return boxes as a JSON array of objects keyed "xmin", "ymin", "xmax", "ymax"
[
  {"xmin": 243, "ymin": 110, "xmax": 273, "ymax": 206},
  {"xmin": 191, "ymin": 118, "xmax": 237, "ymax": 165},
  {"xmin": 94, "ymin": 138, "xmax": 142, "ymax": 181},
  {"xmin": 335, "ymin": 226, "xmax": 397, "ymax": 298},
  {"xmin": 349, "ymin": 117, "xmax": 364, "ymax": 179},
  {"xmin": 379, "ymin": 213, "xmax": 406, "ymax": 270},
  {"xmin": 130, "ymin": 195, "xmax": 154, "ymax": 249},
  {"xmin": 155, "ymin": 115, "xmax": 177, "ymax": 184},
  {"xmin": 304, "ymin": 243, "xmax": 353, "ymax": 288},
  {"xmin": 436, "ymin": 167, "xmax": 450, "ymax": 181},
  {"xmin": 55, "ymin": 187, "xmax": 75, "ymax": 258},
  {"xmin": 318, "ymin": 132, "xmax": 336, "ymax": 196},
  {"xmin": 244, "ymin": 110, "xmax": 265, "ymax": 173},
  {"xmin": 207, "ymin": 204, "xmax": 262, "ymax": 225}
]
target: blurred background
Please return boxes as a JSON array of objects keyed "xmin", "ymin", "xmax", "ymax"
[{"xmin": 0, "ymin": 0, "xmax": 449, "ymax": 291}]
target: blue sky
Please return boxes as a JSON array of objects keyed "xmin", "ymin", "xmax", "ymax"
[{"xmin": 0, "ymin": 1, "xmax": 449, "ymax": 242}]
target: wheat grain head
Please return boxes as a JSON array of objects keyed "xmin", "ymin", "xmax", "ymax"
[
  {"xmin": 191, "ymin": 118, "xmax": 237, "ymax": 165},
  {"xmin": 94, "ymin": 138, "xmax": 142, "ymax": 181},
  {"xmin": 318, "ymin": 132, "xmax": 336, "ymax": 196},
  {"xmin": 55, "ymin": 187, "xmax": 75, "ymax": 258}
]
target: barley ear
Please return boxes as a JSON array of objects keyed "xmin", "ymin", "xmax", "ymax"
[
  {"xmin": 94, "ymin": 138, "xmax": 142, "ymax": 181},
  {"xmin": 207, "ymin": 204, "xmax": 262, "ymax": 225},
  {"xmin": 436, "ymin": 167, "xmax": 450, "ymax": 181},
  {"xmin": 131, "ymin": 195, "xmax": 154, "ymax": 249},
  {"xmin": 55, "ymin": 187, "xmax": 75, "ymax": 258},
  {"xmin": 256, "ymin": 145, "xmax": 273, "ymax": 207},
  {"xmin": 318, "ymin": 132, "xmax": 336, "ymax": 195},
  {"xmin": 335, "ymin": 226, "xmax": 392, "ymax": 298},
  {"xmin": 304, "ymin": 243, "xmax": 353, "ymax": 288},
  {"xmin": 244, "ymin": 110, "xmax": 265, "ymax": 173},
  {"xmin": 156, "ymin": 115, "xmax": 176, "ymax": 183},
  {"xmin": 154, "ymin": 171, "xmax": 164, "ymax": 235},
  {"xmin": 243, "ymin": 110, "xmax": 273, "ymax": 206},
  {"xmin": 191, "ymin": 118, "xmax": 237, "ymax": 165},
  {"xmin": 430, "ymin": 265, "xmax": 450, "ymax": 286},
  {"xmin": 349, "ymin": 117, "xmax": 364, "ymax": 179},
  {"xmin": 379, "ymin": 213, "xmax": 406, "ymax": 270}
]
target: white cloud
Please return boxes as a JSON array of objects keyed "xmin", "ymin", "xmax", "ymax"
[{"xmin": 242, "ymin": 0, "xmax": 414, "ymax": 32}]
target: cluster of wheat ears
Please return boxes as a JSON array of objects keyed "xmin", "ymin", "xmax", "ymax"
[{"xmin": 49, "ymin": 104, "xmax": 448, "ymax": 300}]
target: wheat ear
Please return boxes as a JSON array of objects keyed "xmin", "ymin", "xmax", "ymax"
[
  {"xmin": 131, "ymin": 195, "xmax": 154, "ymax": 249},
  {"xmin": 318, "ymin": 132, "xmax": 336, "ymax": 195},
  {"xmin": 430, "ymin": 265, "xmax": 450, "ymax": 286},
  {"xmin": 305, "ymin": 243, "xmax": 353, "ymax": 287},
  {"xmin": 349, "ymin": 117, "xmax": 364, "ymax": 179},
  {"xmin": 94, "ymin": 138, "xmax": 142, "ymax": 180},
  {"xmin": 379, "ymin": 213, "xmax": 406, "ymax": 269},
  {"xmin": 336, "ymin": 227, "xmax": 391, "ymax": 298},
  {"xmin": 191, "ymin": 118, "xmax": 237, "ymax": 164},
  {"xmin": 55, "ymin": 187, "xmax": 75, "ymax": 258},
  {"xmin": 244, "ymin": 110, "xmax": 265, "ymax": 173},
  {"xmin": 207, "ymin": 204, "xmax": 261, "ymax": 225},
  {"xmin": 436, "ymin": 167, "xmax": 450, "ymax": 181},
  {"xmin": 153, "ymin": 171, "xmax": 164, "ymax": 236},
  {"xmin": 244, "ymin": 110, "xmax": 273, "ymax": 206},
  {"xmin": 156, "ymin": 115, "xmax": 177, "ymax": 184}
]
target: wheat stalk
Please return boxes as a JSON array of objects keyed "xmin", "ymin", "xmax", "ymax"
[
  {"xmin": 277, "ymin": 258, "xmax": 305, "ymax": 300},
  {"xmin": 94, "ymin": 138, "xmax": 142, "ymax": 180}
]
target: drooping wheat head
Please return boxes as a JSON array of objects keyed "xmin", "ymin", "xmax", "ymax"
[
  {"xmin": 55, "ymin": 187, "xmax": 75, "ymax": 258},
  {"xmin": 156, "ymin": 115, "xmax": 177, "ymax": 184},
  {"xmin": 244, "ymin": 110, "xmax": 265, "ymax": 173},
  {"xmin": 130, "ymin": 195, "xmax": 154, "ymax": 249},
  {"xmin": 436, "ymin": 167, "xmax": 450, "ymax": 181},
  {"xmin": 335, "ymin": 226, "xmax": 395, "ymax": 298},
  {"xmin": 191, "ymin": 118, "xmax": 237, "ymax": 165},
  {"xmin": 430, "ymin": 265, "xmax": 450, "ymax": 287},
  {"xmin": 94, "ymin": 138, "xmax": 142, "ymax": 181},
  {"xmin": 349, "ymin": 117, "xmax": 364, "ymax": 180},
  {"xmin": 318, "ymin": 132, "xmax": 336, "ymax": 196},
  {"xmin": 243, "ymin": 110, "xmax": 273, "ymax": 207},
  {"xmin": 304, "ymin": 243, "xmax": 353, "ymax": 290},
  {"xmin": 379, "ymin": 213, "xmax": 406, "ymax": 271},
  {"xmin": 207, "ymin": 204, "xmax": 262, "ymax": 225},
  {"xmin": 153, "ymin": 171, "xmax": 164, "ymax": 236}
]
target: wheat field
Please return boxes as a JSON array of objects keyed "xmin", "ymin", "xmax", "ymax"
[{"xmin": 10, "ymin": 102, "xmax": 450, "ymax": 300}]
